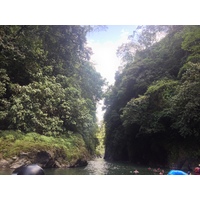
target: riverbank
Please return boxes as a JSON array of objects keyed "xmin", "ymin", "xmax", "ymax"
[{"xmin": 0, "ymin": 130, "xmax": 91, "ymax": 169}]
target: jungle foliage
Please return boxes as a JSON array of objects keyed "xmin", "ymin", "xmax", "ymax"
[
  {"xmin": 0, "ymin": 25, "xmax": 105, "ymax": 155},
  {"xmin": 104, "ymin": 25, "xmax": 200, "ymax": 166}
]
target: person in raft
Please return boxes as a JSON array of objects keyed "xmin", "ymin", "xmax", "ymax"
[{"xmin": 194, "ymin": 166, "xmax": 200, "ymax": 175}]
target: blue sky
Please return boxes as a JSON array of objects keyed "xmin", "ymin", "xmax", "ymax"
[{"xmin": 87, "ymin": 25, "xmax": 137, "ymax": 43}]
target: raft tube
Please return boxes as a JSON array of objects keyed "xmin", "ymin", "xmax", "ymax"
[
  {"xmin": 12, "ymin": 164, "xmax": 45, "ymax": 175},
  {"xmin": 167, "ymin": 170, "xmax": 188, "ymax": 175}
]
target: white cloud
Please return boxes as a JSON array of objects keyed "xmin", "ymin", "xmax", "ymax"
[
  {"xmin": 87, "ymin": 29, "xmax": 130, "ymax": 85},
  {"xmin": 87, "ymin": 28, "xmax": 131, "ymax": 122},
  {"xmin": 88, "ymin": 41, "xmax": 119, "ymax": 84}
]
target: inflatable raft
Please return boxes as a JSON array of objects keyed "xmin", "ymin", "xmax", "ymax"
[{"xmin": 167, "ymin": 170, "xmax": 188, "ymax": 175}]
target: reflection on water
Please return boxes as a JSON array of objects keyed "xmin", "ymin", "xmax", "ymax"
[
  {"xmin": 85, "ymin": 158, "xmax": 109, "ymax": 175},
  {"xmin": 0, "ymin": 158, "xmax": 169, "ymax": 175},
  {"xmin": 45, "ymin": 158, "xmax": 110, "ymax": 175},
  {"xmin": 45, "ymin": 158, "xmax": 168, "ymax": 175}
]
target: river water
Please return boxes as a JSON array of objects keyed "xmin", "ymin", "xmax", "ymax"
[{"xmin": 0, "ymin": 158, "xmax": 170, "ymax": 175}]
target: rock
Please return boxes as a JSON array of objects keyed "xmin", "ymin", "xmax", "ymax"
[
  {"xmin": 69, "ymin": 158, "xmax": 88, "ymax": 168},
  {"xmin": 34, "ymin": 151, "xmax": 52, "ymax": 168},
  {"xmin": 20, "ymin": 152, "xmax": 30, "ymax": 157},
  {"xmin": 0, "ymin": 159, "xmax": 9, "ymax": 168},
  {"xmin": 34, "ymin": 150, "xmax": 64, "ymax": 168},
  {"xmin": 76, "ymin": 159, "xmax": 88, "ymax": 167},
  {"xmin": 10, "ymin": 158, "xmax": 31, "ymax": 169},
  {"xmin": 55, "ymin": 160, "xmax": 62, "ymax": 168},
  {"xmin": 12, "ymin": 156, "xmax": 17, "ymax": 160},
  {"xmin": 0, "ymin": 149, "xmax": 89, "ymax": 169}
]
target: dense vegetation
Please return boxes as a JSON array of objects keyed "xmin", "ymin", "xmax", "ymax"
[
  {"xmin": 104, "ymin": 25, "xmax": 200, "ymax": 167},
  {"xmin": 0, "ymin": 25, "xmax": 105, "ymax": 160},
  {"xmin": 0, "ymin": 130, "xmax": 89, "ymax": 162},
  {"xmin": 95, "ymin": 122, "xmax": 105, "ymax": 157}
]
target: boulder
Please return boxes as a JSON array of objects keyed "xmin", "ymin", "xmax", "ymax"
[
  {"xmin": 34, "ymin": 151, "xmax": 55, "ymax": 168},
  {"xmin": 0, "ymin": 159, "xmax": 9, "ymax": 168},
  {"xmin": 0, "ymin": 149, "xmax": 88, "ymax": 169},
  {"xmin": 69, "ymin": 158, "xmax": 88, "ymax": 168},
  {"xmin": 10, "ymin": 158, "xmax": 31, "ymax": 169}
]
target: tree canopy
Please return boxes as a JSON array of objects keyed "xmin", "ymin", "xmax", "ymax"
[
  {"xmin": 0, "ymin": 25, "xmax": 105, "ymax": 154},
  {"xmin": 104, "ymin": 25, "xmax": 200, "ymax": 166}
]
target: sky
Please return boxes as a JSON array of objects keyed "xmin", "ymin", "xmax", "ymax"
[
  {"xmin": 86, "ymin": 25, "xmax": 137, "ymax": 84},
  {"xmin": 86, "ymin": 25, "xmax": 137, "ymax": 122}
]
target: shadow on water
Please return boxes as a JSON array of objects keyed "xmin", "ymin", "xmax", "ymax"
[{"xmin": 0, "ymin": 158, "xmax": 170, "ymax": 175}]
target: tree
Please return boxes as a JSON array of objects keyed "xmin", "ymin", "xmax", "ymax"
[
  {"xmin": 104, "ymin": 25, "xmax": 200, "ymax": 165},
  {"xmin": 181, "ymin": 25, "xmax": 200, "ymax": 63},
  {"xmin": 0, "ymin": 69, "xmax": 10, "ymax": 127},
  {"xmin": 0, "ymin": 25, "xmax": 105, "ymax": 154},
  {"xmin": 171, "ymin": 62, "xmax": 200, "ymax": 137}
]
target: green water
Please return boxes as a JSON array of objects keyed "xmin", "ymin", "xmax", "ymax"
[{"xmin": 0, "ymin": 158, "xmax": 169, "ymax": 175}]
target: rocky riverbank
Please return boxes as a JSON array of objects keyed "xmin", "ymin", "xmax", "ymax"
[
  {"xmin": 0, "ymin": 149, "xmax": 89, "ymax": 169},
  {"xmin": 0, "ymin": 131, "xmax": 92, "ymax": 170}
]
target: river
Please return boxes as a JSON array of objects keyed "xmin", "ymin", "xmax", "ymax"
[{"xmin": 0, "ymin": 157, "xmax": 170, "ymax": 175}]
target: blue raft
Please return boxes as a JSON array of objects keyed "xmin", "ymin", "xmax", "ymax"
[{"xmin": 167, "ymin": 170, "xmax": 188, "ymax": 175}]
